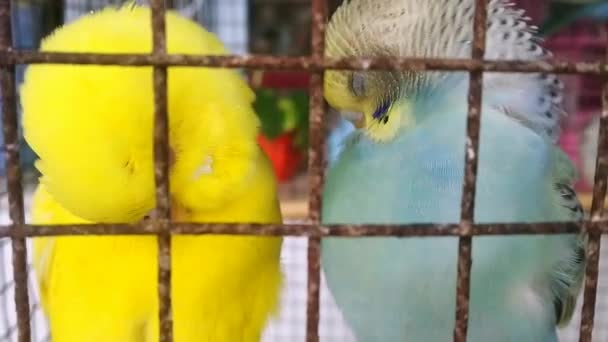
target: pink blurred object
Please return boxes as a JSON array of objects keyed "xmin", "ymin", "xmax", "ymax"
[{"xmin": 515, "ymin": 0, "xmax": 607, "ymax": 191}]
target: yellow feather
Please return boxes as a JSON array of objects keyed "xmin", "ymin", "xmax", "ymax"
[{"xmin": 24, "ymin": 5, "xmax": 282, "ymax": 341}]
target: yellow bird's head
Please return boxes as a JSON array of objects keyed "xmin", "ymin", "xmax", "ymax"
[{"xmin": 21, "ymin": 4, "xmax": 263, "ymax": 223}]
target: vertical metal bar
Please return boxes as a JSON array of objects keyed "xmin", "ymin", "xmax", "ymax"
[
  {"xmin": 0, "ymin": 1, "xmax": 30, "ymax": 341},
  {"xmin": 150, "ymin": 0, "xmax": 173, "ymax": 341},
  {"xmin": 306, "ymin": 0, "xmax": 327, "ymax": 341},
  {"xmin": 578, "ymin": 33, "xmax": 608, "ymax": 342},
  {"xmin": 454, "ymin": 1, "xmax": 487, "ymax": 341},
  {"xmin": 305, "ymin": 233, "xmax": 321, "ymax": 342},
  {"xmin": 579, "ymin": 233, "xmax": 601, "ymax": 342}
]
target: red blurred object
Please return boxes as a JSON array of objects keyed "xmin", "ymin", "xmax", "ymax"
[
  {"xmin": 261, "ymin": 71, "xmax": 310, "ymax": 89},
  {"xmin": 515, "ymin": 0, "xmax": 607, "ymax": 191},
  {"xmin": 258, "ymin": 131, "xmax": 305, "ymax": 183},
  {"xmin": 250, "ymin": 70, "xmax": 309, "ymax": 182},
  {"xmin": 545, "ymin": 22, "xmax": 607, "ymax": 191},
  {"xmin": 250, "ymin": 70, "xmax": 310, "ymax": 89}
]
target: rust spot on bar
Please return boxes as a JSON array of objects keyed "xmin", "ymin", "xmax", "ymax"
[
  {"xmin": 150, "ymin": 0, "xmax": 173, "ymax": 341},
  {"xmin": 0, "ymin": 0, "xmax": 31, "ymax": 341},
  {"xmin": 577, "ymin": 34, "xmax": 608, "ymax": 342},
  {"xmin": 454, "ymin": 1, "xmax": 488, "ymax": 341},
  {"xmin": 305, "ymin": 0, "xmax": 327, "ymax": 341}
]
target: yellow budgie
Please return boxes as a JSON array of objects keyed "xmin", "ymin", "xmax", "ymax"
[{"xmin": 22, "ymin": 4, "xmax": 283, "ymax": 341}]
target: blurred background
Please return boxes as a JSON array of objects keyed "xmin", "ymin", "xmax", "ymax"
[{"xmin": 0, "ymin": 0, "xmax": 607, "ymax": 341}]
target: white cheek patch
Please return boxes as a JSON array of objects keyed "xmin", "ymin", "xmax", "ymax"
[{"xmin": 193, "ymin": 155, "xmax": 213, "ymax": 179}]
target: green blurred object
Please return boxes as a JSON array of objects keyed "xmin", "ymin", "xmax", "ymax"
[
  {"xmin": 253, "ymin": 89, "xmax": 309, "ymax": 150},
  {"xmin": 539, "ymin": 0, "xmax": 608, "ymax": 37}
]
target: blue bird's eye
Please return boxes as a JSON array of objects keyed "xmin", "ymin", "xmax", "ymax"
[{"xmin": 373, "ymin": 100, "xmax": 391, "ymax": 120}]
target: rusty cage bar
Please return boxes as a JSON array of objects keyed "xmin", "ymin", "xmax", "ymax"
[{"xmin": 0, "ymin": 0, "xmax": 606, "ymax": 342}]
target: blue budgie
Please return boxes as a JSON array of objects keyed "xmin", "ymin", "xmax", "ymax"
[{"xmin": 321, "ymin": 1, "xmax": 587, "ymax": 341}]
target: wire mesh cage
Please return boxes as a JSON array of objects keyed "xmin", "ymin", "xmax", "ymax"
[{"xmin": 0, "ymin": 0, "xmax": 606, "ymax": 342}]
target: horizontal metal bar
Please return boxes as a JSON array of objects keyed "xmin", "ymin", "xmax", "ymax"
[
  {"xmin": 2, "ymin": 221, "xmax": 606, "ymax": 238},
  {"xmin": 0, "ymin": 51, "xmax": 607, "ymax": 74}
]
